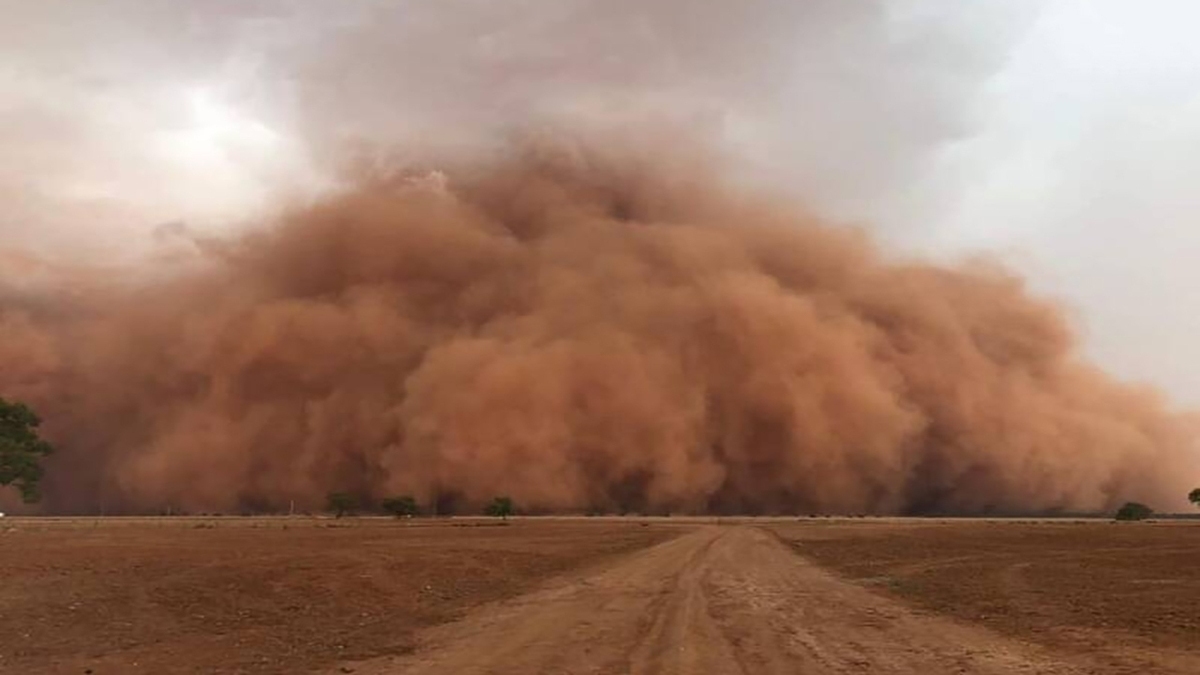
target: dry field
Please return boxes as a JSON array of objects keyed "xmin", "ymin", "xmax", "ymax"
[
  {"xmin": 767, "ymin": 518, "xmax": 1200, "ymax": 670},
  {"xmin": 0, "ymin": 517, "xmax": 678, "ymax": 674},
  {"xmin": 2, "ymin": 516, "xmax": 1198, "ymax": 674}
]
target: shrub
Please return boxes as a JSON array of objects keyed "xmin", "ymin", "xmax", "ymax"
[
  {"xmin": 326, "ymin": 492, "xmax": 358, "ymax": 519},
  {"xmin": 485, "ymin": 496, "xmax": 514, "ymax": 520},
  {"xmin": 0, "ymin": 397, "xmax": 54, "ymax": 503},
  {"xmin": 1114, "ymin": 502, "xmax": 1153, "ymax": 521},
  {"xmin": 381, "ymin": 495, "xmax": 419, "ymax": 518}
]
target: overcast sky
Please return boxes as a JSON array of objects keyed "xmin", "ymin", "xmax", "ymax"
[
  {"xmin": 2, "ymin": 1, "xmax": 1199, "ymax": 404},
  {"xmin": 925, "ymin": 0, "xmax": 1200, "ymax": 406}
]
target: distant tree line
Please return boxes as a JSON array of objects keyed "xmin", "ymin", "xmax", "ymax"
[
  {"xmin": 7, "ymin": 392, "xmax": 1200, "ymax": 522},
  {"xmin": 324, "ymin": 491, "xmax": 516, "ymax": 519},
  {"xmin": 1114, "ymin": 490, "xmax": 1200, "ymax": 522}
]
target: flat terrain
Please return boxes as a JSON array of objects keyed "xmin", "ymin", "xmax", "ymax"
[
  {"xmin": 3, "ymin": 517, "xmax": 1198, "ymax": 674},
  {"xmin": 0, "ymin": 517, "xmax": 677, "ymax": 674},
  {"xmin": 337, "ymin": 522, "xmax": 1200, "ymax": 675},
  {"xmin": 768, "ymin": 518, "xmax": 1200, "ymax": 670}
]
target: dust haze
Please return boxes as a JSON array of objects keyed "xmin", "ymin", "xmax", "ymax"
[
  {"xmin": 0, "ymin": 1, "xmax": 1196, "ymax": 514},
  {"xmin": 2, "ymin": 136, "xmax": 1195, "ymax": 514}
]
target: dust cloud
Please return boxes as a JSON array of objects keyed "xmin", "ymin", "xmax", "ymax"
[{"xmin": 1, "ymin": 137, "xmax": 1194, "ymax": 515}]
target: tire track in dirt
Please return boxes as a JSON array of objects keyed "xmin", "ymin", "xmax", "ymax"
[{"xmin": 328, "ymin": 526, "xmax": 1196, "ymax": 674}]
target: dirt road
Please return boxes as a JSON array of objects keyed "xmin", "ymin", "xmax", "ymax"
[{"xmin": 332, "ymin": 525, "xmax": 1199, "ymax": 675}]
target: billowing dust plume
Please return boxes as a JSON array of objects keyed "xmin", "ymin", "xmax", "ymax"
[{"xmin": 2, "ymin": 139, "xmax": 1196, "ymax": 514}]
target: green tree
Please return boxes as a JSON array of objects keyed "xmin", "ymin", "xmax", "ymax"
[
  {"xmin": 0, "ymin": 397, "xmax": 54, "ymax": 503},
  {"xmin": 381, "ymin": 495, "xmax": 419, "ymax": 518},
  {"xmin": 485, "ymin": 496, "xmax": 514, "ymax": 520},
  {"xmin": 326, "ymin": 492, "xmax": 358, "ymax": 519},
  {"xmin": 1189, "ymin": 488, "xmax": 1200, "ymax": 509},
  {"xmin": 1114, "ymin": 502, "xmax": 1153, "ymax": 521}
]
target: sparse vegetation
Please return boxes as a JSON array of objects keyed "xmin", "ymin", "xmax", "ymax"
[
  {"xmin": 382, "ymin": 495, "xmax": 419, "ymax": 518},
  {"xmin": 326, "ymin": 492, "xmax": 358, "ymax": 518},
  {"xmin": 1189, "ymin": 488, "xmax": 1200, "ymax": 509},
  {"xmin": 1114, "ymin": 502, "xmax": 1153, "ymax": 521},
  {"xmin": 485, "ymin": 496, "xmax": 514, "ymax": 520},
  {"xmin": 0, "ymin": 397, "xmax": 54, "ymax": 503}
]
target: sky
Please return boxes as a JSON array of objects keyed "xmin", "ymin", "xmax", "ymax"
[
  {"xmin": 926, "ymin": 0, "xmax": 1200, "ymax": 407},
  {"xmin": 1, "ymin": 0, "xmax": 1199, "ymax": 404}
]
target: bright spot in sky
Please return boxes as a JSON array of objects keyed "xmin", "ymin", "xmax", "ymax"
[{"xmin": 156, "ymin": 87, "xmax": 280, "ymax": 169}]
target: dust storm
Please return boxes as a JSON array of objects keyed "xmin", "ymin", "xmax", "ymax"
[{"xmin": 1, "ymin": 138, "xmax": 1193, "ymax": 515}]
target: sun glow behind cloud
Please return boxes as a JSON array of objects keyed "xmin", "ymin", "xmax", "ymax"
[
  {"xmin": 157, "ymin": 86, "xmax": 279, "ymax": 169},
  {"xmin": 147, "ymin": 85, "xmax": 320, "ymax": 225}
]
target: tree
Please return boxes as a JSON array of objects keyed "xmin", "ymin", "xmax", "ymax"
[
  {"xmin": 326, "ymin": 492, "xmax": 357, "ymax": 519},
  {"xmin": 1189, "ymin": 488, "xmax": 1200, "ymax": 509},
  {"xmin": 1114, "ymin": 502, "xmax": 1153, "ymax": 521},
  {"xmin": 381, "ymin": 495, "xmax": 419, "ymax": 518},
  {"xmin": 0, "ymin": 397, "xmax": 54, "ymax": 503},
  {"xmin": 485, "ymin": 496, "xmax": 514, "ymax": 520}
]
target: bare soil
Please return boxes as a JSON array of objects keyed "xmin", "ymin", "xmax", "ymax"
[
  {"xmin": 337, "ymin": 524, "xmax": 1200, "ymax": 674},
  {"xmin": 5, "ymin": 517, "xmax": 1198, "ymax": 674},
  {"xmin": 0, "ymin": 517, "xmax": 676, "ymax": 674},
  {"xmin": 768, "ymin": 518, "xmax": 1200, "ymax": 670}
]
